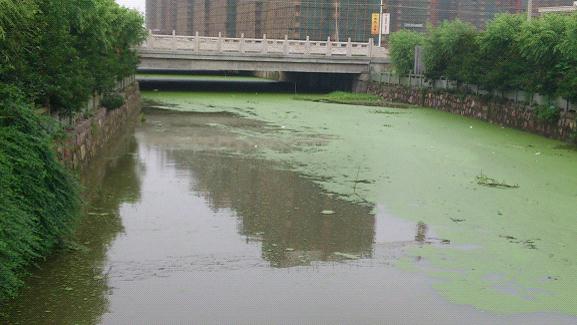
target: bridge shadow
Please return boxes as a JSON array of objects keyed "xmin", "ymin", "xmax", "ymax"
[{"xmin": 137, "ymin": 71, "xmax": 357, "ymax": 93}]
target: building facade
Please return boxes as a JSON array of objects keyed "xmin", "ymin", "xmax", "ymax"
[{"xmin": 145, "ymin": 0, "xmax": 576, "ymax": 39}]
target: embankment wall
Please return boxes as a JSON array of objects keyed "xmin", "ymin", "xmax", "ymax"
[
  {"xmin": 368, "ymin": 83, "xmax": 577, "ymax": 141},
  {"xmin": 58, "ymin": 82, "xmax": 141, "ymax": 169}
]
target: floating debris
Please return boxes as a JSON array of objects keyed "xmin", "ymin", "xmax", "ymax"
[
  {"xmin": 476, "ymin": 172, "xmax": 519, "ymax": 189},
  {"xmin": 87, "ymin": 212, "xmax": 111, "ymax": 216},
  {"xmin": 334, "ymin": 252, "xmax": 359, "ymax": 259}
]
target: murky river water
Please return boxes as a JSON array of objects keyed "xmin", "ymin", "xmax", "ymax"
[{"xmin": 2, "ymin": 82, "xmax": 577, "ymax": 324}]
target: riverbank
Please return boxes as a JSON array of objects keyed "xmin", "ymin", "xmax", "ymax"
[
  {"xmin": 368, "ymin": 83, "xmax": 577, "ymax": 142},
  {"xmin": 57, "ymin": 82, "xmax": 142, "ymax": 170},
  {"xmin": 5, "ymin": 88, "xmax": 577, "ymax": 322}
]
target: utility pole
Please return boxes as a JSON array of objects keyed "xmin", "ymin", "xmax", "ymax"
[
  {"xmin": 335, "ymin": 0, "xmax": 340, "ymax": 42},
  {"xmin": 378, "ymin": 0, "xmax": 383, "ymax": 47},
  {"xmin": 528, "ymin": 0, "xmax": 533, "ymax": 21}
]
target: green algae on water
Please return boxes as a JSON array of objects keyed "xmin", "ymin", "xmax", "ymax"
[{"xmin": 142, "ymin": 90, "xmax": 577, "ymax": 317}]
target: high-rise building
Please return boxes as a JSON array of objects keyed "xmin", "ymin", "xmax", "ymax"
[
  {"xmin": 146, "ymin": 0, "xmax": 177, "ymax": 34},
  {"xmin": 263, "ymin": 0, "xmax": 380, "ymax": 41},
  {"xmin": 175, "ymin": 0, "xmax": 195, "ymax": 35},
  {"xmin": 144, "ymin": 0, "xmax": 575, "ymax": 39},
  {"xmin": 388, "ymin": 0, "xmax": 430, "ymax": 33},
  {"xmin": 236, "ymin": 0, "xmax": 265, "ymax": 38}
]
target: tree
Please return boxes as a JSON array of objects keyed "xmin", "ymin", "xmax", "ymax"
[
  {"xmin": 517, "ymin": 13, "xmax": 568, "ymax": 98},
  {"xmin": 423, "ymin": 20, "xmax": 481, "ymax": 84},
  {"xmin": 0, "ymin": 0, "xmax": 147, "ymax": 116},
  {"xmin": 389, "ymin": 30, "xmax": 425, "ymax": 75},
  {"xmin": 556, "ymin": 13, "xmax": 577, "ymax": 102},
  {"xmin": 477, "ymin": 14, "xmax": 527, "ymax": 92}
]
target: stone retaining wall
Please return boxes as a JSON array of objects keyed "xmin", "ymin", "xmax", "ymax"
[
  {"xmin": 58, "ymin": 82, "xmax": 141, "ymax": 169},
  {"xmin": 368, "ymin": 83, "xmax": 577, "ymax": 141}
]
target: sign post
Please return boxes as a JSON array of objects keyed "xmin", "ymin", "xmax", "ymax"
[{"xmin": 378, "ymin": 0, "xmax": 383, "ymax": 46}]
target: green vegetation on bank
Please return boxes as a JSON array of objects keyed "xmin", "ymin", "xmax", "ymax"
[
  {"xmin": 389, "ymin": 13, "xmax": 577, "ymax": 102},
  {"xmin": 296, "ymin": 92, "xmax": 384, "ymax": 106},
  {"xmin": 0, "ymin": 86, "xmax": 79, "ymax": 302},
  {"xmin": 0, "ymin": 0, "xmax": 146, "ymax": 302},
  {"xmin": 295, "ymin": 91, "xmax": 415, "ymax": 108},
  {"xmin": 0, "ymin": 0, "xmax": 147, "ymax": 116}
]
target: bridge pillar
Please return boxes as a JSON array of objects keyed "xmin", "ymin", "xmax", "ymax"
[{"xmin": 352, "ymin": 72, "xmax": 370, "ymax": 93}]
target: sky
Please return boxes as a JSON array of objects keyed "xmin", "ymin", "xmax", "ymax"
[{"xmin": 116, "ymin": 0, "xmax": 145, "ymax": 14}]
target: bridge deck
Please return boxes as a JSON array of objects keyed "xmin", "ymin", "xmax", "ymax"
[
  {"xmin": 138, "ymin": 34, "xmax": 389, "ymax": 74},
  {"xmin": 142, "ymin": 34, "xmax": 388, "ymax": 59}
]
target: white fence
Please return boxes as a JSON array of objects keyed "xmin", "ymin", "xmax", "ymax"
[
  {"xmin": 141, "ymin": 33, "xmax": 389, "ymax": 58},
  {"xmin": 371, "ymin": 71, "xmax": 575, "ymax": 113}
]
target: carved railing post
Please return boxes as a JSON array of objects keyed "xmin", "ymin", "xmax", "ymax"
[
  {"xmin": 346, "ymin": 38, "xmax": 352, "ymax": 56},
  {"xmin": 172, "ymin": 30, "xmax": 176, "ymax": 50},
  {"xmin": 368, "ymin": 38, "xmax": 374, "ymax": 57},
  {"xmin": 217, "ymin": 32, "xmax": 223, "ymax": 53},
  {"xmin": 262, "ymin": 34, "xmax": 268, "ymax": 54}
]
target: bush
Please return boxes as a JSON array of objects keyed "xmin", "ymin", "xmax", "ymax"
[
  {"xmin": 101, "ymin": 93, "xmax": 125, "ymax": 110},
  {"xmin": 389, "ymin": 30, "xmax": 425, "ymax": 75},
  {"xmin": 0, "ymin": 85, "xmax": 79, "ymax": 301},
  {"xmin": 569, "ymin": 129, "xmax": 577, "ymax": 144},
  {"xmin": 533, "ymin": 104, "xmax": 560, "ymax": 123}
]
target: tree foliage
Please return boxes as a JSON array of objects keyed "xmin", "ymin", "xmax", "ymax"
[
  {"xmin": 477, "ymin": 14, "xmax": 527, "ymax": 91},
  {"xmin": 389, "ymin": 30, "xmax": 425, "ymax": 75},
  {"xmin": 422, "ymin": 20, "xmax": 480, "ymax": 83},
  {"xmin": 0, "ymin": 0, "xmax": 147, "ymax": 115},
  {"xmin": 388, "ymin": 13, "xmax": 577, "ymax": 101}
]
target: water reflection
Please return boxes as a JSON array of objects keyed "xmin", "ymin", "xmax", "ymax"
[
  {"xmin": 1, "ymin": 129, "xmax": 143, "ymax": 324},
  {"xmin": 4, "ymin": 104, "xmax": 576, "ymax": 324},
  {"xmin": 169, "ymin": 152, "xmax": 376, "ymax": 267}
]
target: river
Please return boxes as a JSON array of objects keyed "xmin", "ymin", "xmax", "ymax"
[{"xmin": 2, "ymin": 79, "xmax": 577, "ymax": 324}]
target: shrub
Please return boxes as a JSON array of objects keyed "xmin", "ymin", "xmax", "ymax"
[
  {"xmin": 533, "ymin": 104, "xmax": 560, "ymax": 123},
  {"xmin": 101, "ymin": 93, "xmax": 125, "ymax": 110},
  {"xmin": 0, "ymin": 85, "xmax": 79, "ymax": 301}
]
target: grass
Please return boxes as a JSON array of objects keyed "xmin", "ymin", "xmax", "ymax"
[
  {"xmin": 295, "ymin": 91, "xmax": 415, "ymax": 108},
  {"xmin": 295, "ymin": 91, "xmax": 383, "ymax": 106}
]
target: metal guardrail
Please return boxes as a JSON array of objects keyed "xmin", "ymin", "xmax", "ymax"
[{"xmin": 141, "ymin": 33, "xmax": 389, "ymax": 59}]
